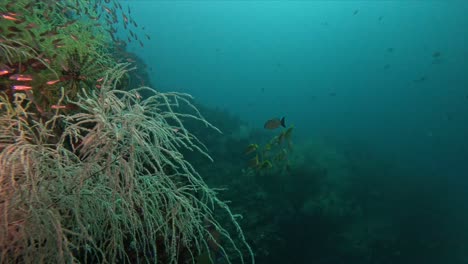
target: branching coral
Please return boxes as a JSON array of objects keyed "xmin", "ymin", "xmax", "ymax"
[{"xmin": 0, "ymin": 64, "xmax": 254, "ymax": 263}]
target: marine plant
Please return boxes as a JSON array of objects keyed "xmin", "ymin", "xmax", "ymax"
[
  {"xmin": 1, "ymin": 0, "xmax": 254, "ymax": 263},
  {"xmin": 0, "ymin": 63, "xmax": 254, "ymax": 263},
  {"xmin": 1, "ymin": 0, "xmax": 117, "ymax": 113}
]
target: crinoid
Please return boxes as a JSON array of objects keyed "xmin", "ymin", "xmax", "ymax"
[{"xmin": 57, "ymin": 49, "xmax": 105, "ymax": 99}]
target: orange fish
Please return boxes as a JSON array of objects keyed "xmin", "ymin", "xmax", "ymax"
[
  {"xmin": 0, "ymin": 64, "xmax": 12, "ymax": 76},
  {"xmin": 51, "ymin": 105, "xmax": 68, "ymax": 109},
  {"xmin": 264, "ymin": 117, "xmax": 286, "ymax": 130},
  {"xmin": 9, "ymin": 74, "xmax": 33, "ymax": 81},
  {"xmin": 12, "ymin": 85, "xmax": 32, "ymax": 91},
  {"xmin": 46, "ymin": 79, "xmax": 60, "ymax": 85},
  {"xmin": 1, "ymin": 13, "xmax": 19, "ymax": 21}
]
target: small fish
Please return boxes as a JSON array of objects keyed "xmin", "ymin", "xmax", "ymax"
[
  {"xmin": 46, "ymin": 79, "xmax": 61, "ymax": 85},
  {"xmin": 12, "ymin": 85, "xmax": 33, "ymax": 91},
  {"xmin": 89, "ymin": 14, "xmax": 100, "ymax": 20},
  {"xmin": 51, "ymin": 105, "xmax": 68, "ymax": 109},
  {"xmin": 52, "ymin": 38, "xmax": 63, "ymax": 45},
  {"xmin": 0, "ymin": 64, "xmax": 12, "ymax": 76},
  {"xmin": 264, "ymin": 117, "xmax": 285, "ymax": 130},
  {"xmin": 24, "ymin": 2, "xmax": 35, "ymax": 10},
  {"xmin": 413, "ymin": 76, "xmax": 427, "ymax": 83},
  {"xmin": 244, "ymin": 144, "xmax": 258, "ymax": 155},
  {"xmin": 432, "ymin": 51, "xmax": 441, "ymax": 58},
  {"xmin": 7, "ymin": 26, "xmax": 22, "ymax": 33},
  {"xmin": 1, "ymin": 13, "xmax": 19, "ymax": 21},
  {"xmin": 25, "ymin": 23, "xmax": 38, "ymax": 30},
  {"xmin": 353, "ymin": 9, "xmax": 359, "ymax": 15},
  {"xmin": 387, "ymin": 47, "xmax": 394, "ymax": 53},
  {"xmin": 9, "ymin": 74, "xmax": 33, "ymax": 81},
  {"xmin": 40, "ymin": 30, "xmax": 58, "ymax": 37},
  {"xmin": 103, "ymin": 6, "xmax": 113, "ymax": 15},
  {"xmin": 135, "ymin": 92, "xmax": 142, "ymax": 100}
]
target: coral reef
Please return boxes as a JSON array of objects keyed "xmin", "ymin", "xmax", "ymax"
[{"xmin": 0, "ymin": 1, "xmax": 253, "ymax": 263}]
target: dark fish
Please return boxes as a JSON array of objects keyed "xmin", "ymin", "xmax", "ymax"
[
  {"xmin": 387, "ymin": 47, "xmax": 394, "ymax": 53},
  {"xmin": 89, "ymin": 14, "xmax": 100, "ymax": 20},
  {"xmin": 413, "ymin": 76, "xmax": 427, "ymax": 82},
  {"xmin": 103, "ymin": 6, "xmax": 113, "ymax": 15},
  {"xmin": 25, "ymin": 23, "xmax": 38, "ymax": 30},
  {"xmin": 432, "ymin": 51, "xmax": 441, "ymax": 58},
  {"xmin": 353, "ymin": 9, "xmax": 359, "ymax": 15},
  {"xmin": 264, "ymin": 117, "xmax": 286, "ymax": 130},
  {"xmin": 8, "ymin": 26, "xmax": 21, "ymax": 33},
  {"xmin": 52, "ymin": 38, "xmax": 63, "ymax": 44},
  {"xmin": 24, "ymin": 2, "xmax": 34, "ymax": 10},
  {"xmin": 40, "ymin": 30, "xmax": 58, "ymax": 37}
]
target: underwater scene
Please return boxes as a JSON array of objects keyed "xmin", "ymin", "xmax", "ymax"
[{"xmin": 0, "ymin": 0, "xmax": 467, "ymax": 263}]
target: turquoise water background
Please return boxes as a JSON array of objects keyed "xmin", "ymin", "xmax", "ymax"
[{"xmin": 123, "ymin": 1, "xmax": 467, "ymax": 194}]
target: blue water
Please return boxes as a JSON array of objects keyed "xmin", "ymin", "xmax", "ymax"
[
  {"xmin": 121, "ymin": 1, "xmax": 468, "ymax": 262},
  {"xmin": 125, "ymin": 0, "xmax": 468, "ymax": 178}
]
